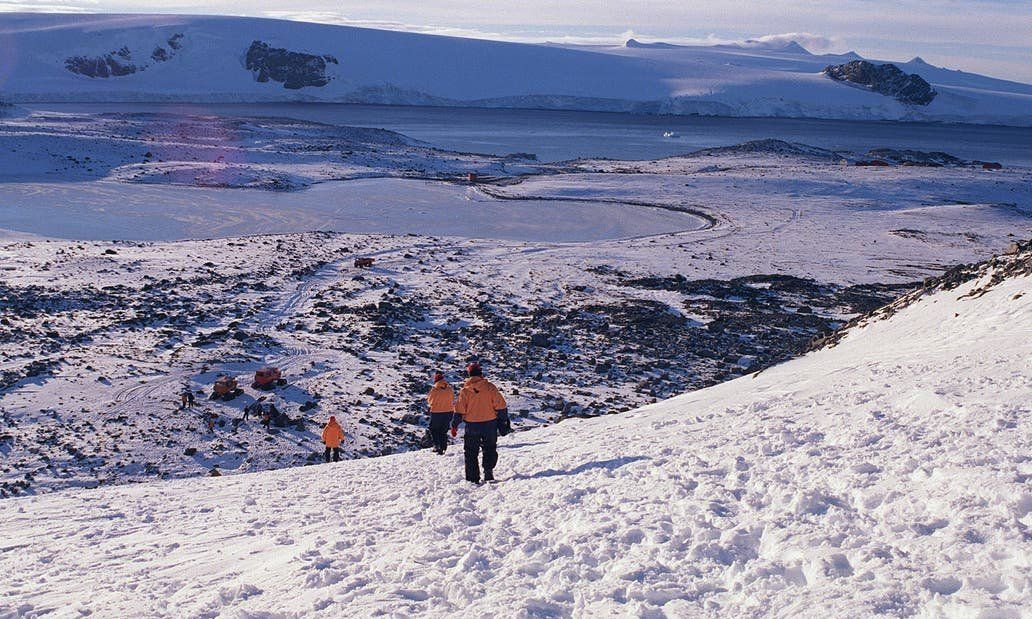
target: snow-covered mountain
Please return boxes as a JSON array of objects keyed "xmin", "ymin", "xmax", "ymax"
[
  {"xmin": 1, "ymin": 13, "xmax": 1030, "ymax": 125},
  {"xmin": 1, "ymin": 240, "xmax": 1027, "ymax": 617}
]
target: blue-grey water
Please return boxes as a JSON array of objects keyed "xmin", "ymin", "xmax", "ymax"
[{"xmin": 24, "ymin": 103, "xmax": 1032, "ymax": 166}]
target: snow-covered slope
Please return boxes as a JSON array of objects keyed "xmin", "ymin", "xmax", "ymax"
[
  {"xmin": 1, "ymin": 244, "xmax": 1028, "ymax": 617},
  {"xmin": 0, "ymin": 13, "xmax": 1030, "ymax": 125}
]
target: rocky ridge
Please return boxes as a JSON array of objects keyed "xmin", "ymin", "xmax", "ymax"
[
  {"xmin": 65, "ymin": 33, "xmax": 184, "ymax": 79},
  {"xmin": 687, "ymin": 139, "xmax": 846, "ymax": 161},
  {"xmin": 245, "ymin": 41, "xmax": 339, "ymax": 90},
  {"xmin": 824, "ymin": 60, "xmax": 937, "ymax": 105}
]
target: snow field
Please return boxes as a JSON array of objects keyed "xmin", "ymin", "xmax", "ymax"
[{"xmin": 1, "ymin": 253, "xmax": 1028, "ymax": 618}]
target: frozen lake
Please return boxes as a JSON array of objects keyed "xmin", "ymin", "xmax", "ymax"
[
  {"xmin": 27, "ymin": 103, "xmax": 1032, "ymax": 166},
  {"xmin": 0, "ymin": 178, "xmax": 708, "ymax": 242}
]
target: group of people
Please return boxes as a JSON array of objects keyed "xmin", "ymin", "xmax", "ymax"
[
  {"xmin": 321, "ymin": 362, "xmax": 511, "ymax": 484},
  {"xmin": 182, "ymin": 362, "xmax": 511, "ymax": 482},
  {"xmin": 243, "ymin": 397, "xmax": 279, "ymax": 429}
]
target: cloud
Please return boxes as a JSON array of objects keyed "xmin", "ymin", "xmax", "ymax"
[
  {"xmin": 0, "ymin": 1, "xmax": 95, "ymax": 11},
  {"xmin": 620, "ymin": 32, "xmax": 845, "ymax": 53},
  {"xmin": 261, "ymin": 11, "xmax": 516, "ymax": 41},
  {"xmin": 741, "ymin": 33, "xmax": 843, "ymax": 53},
  {"xmin": 262, "ymin": 12, "xmax": 845, "ymax": 55}
]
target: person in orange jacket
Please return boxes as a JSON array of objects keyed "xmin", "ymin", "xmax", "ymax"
[
  {"xmin": 426, "ymin": 371, "xmax": 455, "ymax": 455},
  {"xmin": 451, "ymin": 363, "xmax": 511, "ymax": 483},
  {"xmin": 322, "ymin": 416, "xmax": 346, "ymax": 463}
]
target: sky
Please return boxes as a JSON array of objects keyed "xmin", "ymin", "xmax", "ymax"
[{"xmin": 1, "ymin": 0, "xmax": 1030, "ymax": 82}]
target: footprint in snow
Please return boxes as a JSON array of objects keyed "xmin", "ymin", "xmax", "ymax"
[
  {"xmin": 910, "ymin": 518, "xmax": 949, "ymax": 536},
  {"xmin": 923, "ymin": 576, "xmax": 962, "ymax": 596}
]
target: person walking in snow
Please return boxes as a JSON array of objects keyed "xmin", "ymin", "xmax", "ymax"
[
  {"xmin": 242, "ymin": 397, "xmax": 265, "ymax": 421},
  {"xmin": 322, "ymin": 415, "xmax": 346, "ymax": 463},
  {"xmin": 451, "ymin": 363, "xmax": 511, "ymax": 484},
  {"xmin": 427, "ymin": 371, "xmax": 455, "ymax": 455}
]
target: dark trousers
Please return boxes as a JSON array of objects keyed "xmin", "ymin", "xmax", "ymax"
[
  {"xmin": 324, "ymin": 447, "xmax": 340, "ymax": 462},
  {"xmin": 463, "ymin": 432, "xmax": 498, "ymax": 482},
  {"xmin": 429, "ymin": 413, "xmax": 452, "ymax": 453}
]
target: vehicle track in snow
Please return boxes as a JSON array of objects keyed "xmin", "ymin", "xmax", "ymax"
[
  {"xmin": 106, "ymin": 259, "xmax": 352, "ymax": 415},
  {"xmin": 253, "ymin": 240, "xmax": 461, "ymax": 374}
]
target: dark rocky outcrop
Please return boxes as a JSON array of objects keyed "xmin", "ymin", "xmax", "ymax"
[
  {"xmin": 69, "ymin": 34, "xmax": 184, "ymax": 77},
  {"xmin": 864, "ymin": 149, "xmax": 962, "ymax": 167},
  {"xmin": 824, "ymin": 60, "xmax": 937, "ymax": 105},
  {"xmin": 65, "ymin": 46, "xmax": 139, "ymax": 78},
  {"xmin": 689, "ymin": 139, "xmax": 845, "ymax": 162},
  {"xmin": 245, "ymin": 40, "xmax": 339, "ymax": 90},
  {"xmin": 151, "ymin": 34, "xmax": 184, "ymax": 63},
  {"xmin": 855, "ymin": 148, "xmax": 1001, "ymax": 169},
  {"xmin": 166, "ymin": 33, "xmax": 184, "ymax": 51}
]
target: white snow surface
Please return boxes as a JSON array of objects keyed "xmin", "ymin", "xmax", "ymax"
[
  {"xmin": 0, "ymin": 13, "xmax": 1030, "ymax": 125},
  {"xmin": 1, "ymin": 251, "xmax": 1029, "ymax": 617}
]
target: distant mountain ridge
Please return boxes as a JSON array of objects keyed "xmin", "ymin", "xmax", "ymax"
[{"xmin": 0, "ymin": 13, "xmax": 1030, "ymax": 125}]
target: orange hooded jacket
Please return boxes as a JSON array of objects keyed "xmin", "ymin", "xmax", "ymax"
[
  {"xmin": 455, "ymin": 376, "xmax": 507, "ymax": 423},
  {"xmin": 427, "ymin": 380, "xmax": 455, "ymax": 413},
  {"xmin": 322, "ymin": 419, "xmax": 345, "ymax": 448}
]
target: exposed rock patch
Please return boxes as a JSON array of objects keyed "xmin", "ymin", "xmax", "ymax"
[
  {"xmin": 151, "ymin": 34, "xmax": 184, "ymax": 62},
  {"xmin": 245, "ymin": 41, "xmax": 339, "ymax": 90},
  {"xmin": 824, "ymin": 60, "xmax": 937, "ymax": 105},
  {"xmin": 65, "ymin": 46, "xmax": 139, "ymax": 78},
  {"xmin": 67, "ymin": 34, "xmax": 184, "ymax": 78},
  {"xmin": 865, "ymin": 149, "xmax": 961, "ymax": 167},
  {"xmin": 688, "ymin": 139, "xmax": 845, "ymax": 162}
]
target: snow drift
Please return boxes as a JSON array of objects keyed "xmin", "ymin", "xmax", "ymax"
[
  {"xmin": 0, "ymin": 13, "xmax": 1030, "ymax": 125},
  {"xmin": 1, "ymin": 242, "xmax": 1028, "ymax": 616}
]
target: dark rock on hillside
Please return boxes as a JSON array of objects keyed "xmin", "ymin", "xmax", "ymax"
[
  {"xmin": 824, "ymin": 60, "xmax": 937, "ymax": 105},
  {"xmin": 0, "ymin": 359, "xmax": 58, "ymax": 392},
  {"xmin": 689, "ymin": 139, "xmax": 845, "ymax": 162},
  {"xmin": 69, "ymin": 34, "xmax": 183, "ymax": 77},
  {"xmin": 151, "ymin": 34, "xmax": 185, "ymax": 63},
  {"xmin": 865, "ymin": 149, "xmax": 962, "ymax": 167},
  {"xmin": 65, "ymin": 46, "xmax": 139, "ymax": 78},
  {"xmin": 245, "ymin": 41, "xmax": 339, "ymax": 90}
]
